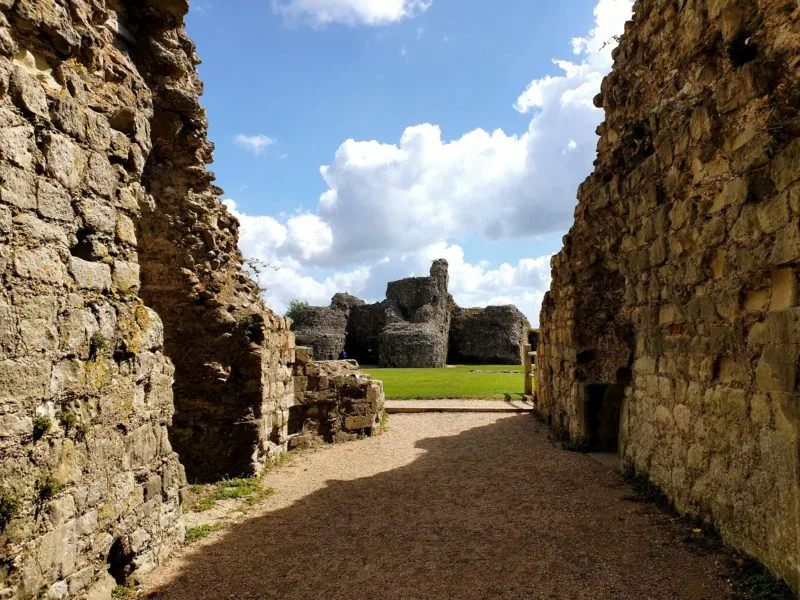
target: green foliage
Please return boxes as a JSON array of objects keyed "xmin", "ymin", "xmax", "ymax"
[
  {"xmin": 379, "ymin": 410, "xmax": 389, "ymax": 432},
  {"xmin": 191, "ymin": 478, "xmax": 275, "ymax": 512},
  {"xmin": 32, "ymin": 416, "xmax": 52, "ymax": 441},
  {"xmin": 0, "ymin": 493, "xmax": 21, "ymax": 531},
  {"xmin": 111, "ymin": 582, "xmax": 138, "ymax": 598},
  {"xmin": 58, "ymin": 411, "xmax": 78, "ymax": 433},
  {"xmin": 361, "ymin": 365, "xmax": 527, "ymax": 400},
  {"xmin": 89, "ymin": 332, "xmax": 107, "ymax": 359},
  {"xmin": 285, "ymin": 299, "xmax": 309, "ymax": 324},
  {"xmin": 236, "ymin": 314, "xmax": 263, "ymax": 342},
  {"xmin": 243, "ymin": 258, "xmax": 275, "ymax": 295},
  {"xmin": 35, "ymin": 474, "xmax": 61, "ymax": 502},
  {"xmin": 185, "ymin": 523, "xmax": 221, "ymax": 544}
]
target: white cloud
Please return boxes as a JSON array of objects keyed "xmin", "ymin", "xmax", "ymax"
[
  {"xmin": 400, "ymin": 45, "xmax": 407, "ymax": 56},
  {"xmin": 226, "ymin": 0, "xmax": 632, "ymax": 323},
  {"xmin": 272, "ymin": 0, "xmax": 432, "ymax": 27},
  {"xmin": 234, "ymin": 134, "xmax": 275, "ymax": 155}
]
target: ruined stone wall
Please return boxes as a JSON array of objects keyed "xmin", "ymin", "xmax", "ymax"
[
  {"xmin": 0, "ymin": 1, "xmax": 293, "ymax": 597},
  {"xmin": 380, "ymin": 259, "xmax": 450, "ymax": 367},
  {"xmin": 538, "ymin": 0, "xmax": 800, "ymax": 588},
  {"xmin": 292, "ymin": 306, "xmax": 347, "ymax": 361},
  {"xmin": 345, "ymin": 302, "xmax": 386, "ymax": 365},
  {"xmin": 448, "ymin": 305, "xmax": 529, "ymax": 364},
  {"xmin": 289, "ymin": 347, "xmax": 384, "ymax": 446}
]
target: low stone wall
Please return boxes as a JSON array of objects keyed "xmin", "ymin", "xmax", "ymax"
[
  {"xmin": 289, "ymin": 347, "xmax": 384, "ymax": 446},
  {"xmin": 448, "ymin": 306, "xmax": 529, "ymax": 364}
]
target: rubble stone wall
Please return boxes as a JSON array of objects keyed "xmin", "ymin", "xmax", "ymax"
[
  {"xmin": 538, "ymin": 0, "xmax": 800, "ymax": 588},
  {"xmin": 448, "ymin": 305, "xmax": 529, "ymax": 364},
  {"xmin": 289, "ymin": 346, "xmax": 384, "ymax": 446},
  {"xmin": 379, "ymin": 259, "xmax": 451, "ymax": 368},
  {"xmin": 292, "ymin": 306, "xmax": 347, "ymax": 361},
  {"xmin": 0, "ymin": 1, "xmax": 293, "ymax": 597}
]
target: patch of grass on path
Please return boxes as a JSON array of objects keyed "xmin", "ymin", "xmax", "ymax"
[
  {"xmin": 361, "ymin": 364, "xmax": 528, "ymax": 400},
  {"xmin": 188, "ymin": 478, "xmax": 275, "ymax": 512}
]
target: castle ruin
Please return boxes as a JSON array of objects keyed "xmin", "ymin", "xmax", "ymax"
[{"xmin": 538, "ymin": 0, "xmax": 800, "ymax": 587}]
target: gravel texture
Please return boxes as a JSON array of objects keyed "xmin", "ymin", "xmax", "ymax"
[{"xmin": 142, "ymin": 414, "xmax": 734, "ymax": 599}]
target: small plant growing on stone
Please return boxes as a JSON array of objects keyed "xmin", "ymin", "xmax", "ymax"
[
  {"xmin": 32, "ymin": 416, "xmax": 52, "ymax": 441},
  {"xmin": 111, "ymin": 582, "xmax": 138, "ymax": 598},
  {"xmin": 379, "ymin": 410, "xmax": 389, "ymax": 432},
  {"xmin": 244, "ymin": 258, "xmax": 276, "ymax": 295},
  {"xmin": 285, "ymin": 299, "xmax": 308, "ymax": 324},
  {"xmin": 185, "ymin": 523, "xmax": 221, "ymax": 543},
  {"xmin": 89, "ymin": 332, "xmax": 107, "ymax": 359},
  {"xmin": 58, "ymin": 410, "xmax": 78, "ymax": 433},
  {"xmin": 191, "ymin": 478, "xmax": 274, "ymax": 512},
  {"xmin": 236, "ymin": 314, "xmax": 263, "ymax": 343},
  {"xmin": 0, "ymin": 493, "xmax": 21, "ymax": 531},
  {"xmin": 35, "ymin": 474, "xmax": 62, "ymax": 503}
]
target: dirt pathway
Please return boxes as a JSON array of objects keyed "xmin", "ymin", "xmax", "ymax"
[{"xmin": 142, "ymin": 414, "xmax": 736, "ymax": 599}]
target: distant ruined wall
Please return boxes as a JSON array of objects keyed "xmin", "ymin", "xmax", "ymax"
[
  {"xmin": 0, "ymin": 1, "xmax": 293, "ymax": 597},
  {"xmin": 292, "ymin": 306, "xmax": 347, "ymax": 361},
  {"xmin": 448, "ymin": 305, "xmax": 529, "ymax": 364},
  {"xmin": 380, "ymin": 259, "xmax": 450, "ymax": 368},
  {"xmin": 538, "ymin": 0, "xmax": 800, "ymax": 588}
]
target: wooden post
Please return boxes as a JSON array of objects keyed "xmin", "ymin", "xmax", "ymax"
[{"xmin": 523, "ymin": 344, "xmax": 533, "ymax": 397}]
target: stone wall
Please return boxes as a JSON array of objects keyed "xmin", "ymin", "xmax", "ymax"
[
  {"xmin": 0, "ymin": 1, "xmax": 294, "ymax": 597},
  {"xmin": 345, "ymin": 302, "xmax": 386, "ymax": 365},
  {"xmin": 538, "ymin": 0, "xmax": 800, "ymax": 589},
  {"xmin": 292, "ymin": 305, "xmax": 347, "ymax": 361},
  {"xmin": 289, "ymin": 347, "xmax": 384, "ymax": 446},
  {"xmin": 295, "ymin": 260, "xmax": 530, "ymax": 368},
  {"xmin": 448, "ymin": 305, "xmax": 529, "ymax": 364},
  {"xmin": 379, "ymin": 259, "xmax": 450, "ymax": 367}
]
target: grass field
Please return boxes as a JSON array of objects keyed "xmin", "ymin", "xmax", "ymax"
[{"xmin": 361, "ymin": 364, "xmax": 527, "ymax": 400}]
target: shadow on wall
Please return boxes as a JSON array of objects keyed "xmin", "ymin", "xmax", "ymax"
[{"xmin": 146, "ymin": 416, "xmax": 735, "ymax": 600}]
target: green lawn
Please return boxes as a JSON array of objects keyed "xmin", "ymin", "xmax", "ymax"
[{"xmin": 361, "ymin": 365, "xmax": 528, "ymax": 400}]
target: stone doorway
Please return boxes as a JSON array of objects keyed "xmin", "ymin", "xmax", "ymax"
[{"xmin": 584, "ymin": 383, "xmax": 624, "ymax": 452}]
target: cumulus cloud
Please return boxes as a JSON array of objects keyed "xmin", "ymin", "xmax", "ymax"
[
  {"xmin": 226, "ymin": 0, "xmax": 633, "ymax": 323},
  {"xmin": 272, "ymin": 0, "xmax": 432, "ymax": 27},
  {"xmin": 234, "ymin": 134, "xmax": 275, "ymax": 155}
]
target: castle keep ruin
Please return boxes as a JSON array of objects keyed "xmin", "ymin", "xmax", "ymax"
[
  {"xmin": 293, "ymin": 260, "xmax": 531, "ymax": 367},
  {"xmin": 538, "ymin": 0, "xmax": 799, "ymax": 588},
  {"xmin": 0, "ymin": 1, "xmax": 295, "ymax": 596}
]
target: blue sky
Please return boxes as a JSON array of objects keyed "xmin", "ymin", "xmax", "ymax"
[{"xmin": 185, "ymin": 0, "xmax": 633, "ymax": 321}]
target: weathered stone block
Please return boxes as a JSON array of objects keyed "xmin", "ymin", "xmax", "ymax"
[{"xmin": 69, "ymin": 257, "xmax": 111, "ymax": 291}]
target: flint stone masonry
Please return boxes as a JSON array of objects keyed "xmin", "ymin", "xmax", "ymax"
[
  {"xmin": 448, "ymin": 305, "xmax": 530, "ymax": 365},
  {"xmin": 538, "ymin": 0, "xmax": 800, "ymax": 589},
  {"xmin": 0, "ymin": 1, "xmax": 294, "ymax": 598},
  {"xmin": 294, "ymin": 260, "xmax": 529, "ymax": 367},
  {"xmin": 289, "ymin": 346, "xmax": 384, "ymax": 446},
  {"xmin": 292, "ymin": 304, "xmax": 348, "ymax": 362}
]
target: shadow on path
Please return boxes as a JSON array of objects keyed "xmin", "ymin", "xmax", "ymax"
[{"xmin": 147, "ymin": 415, "xmax": 732, "ymax": 600}]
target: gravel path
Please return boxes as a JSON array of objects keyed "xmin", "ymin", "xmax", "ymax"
[{"xmin": 142, "ymin": 414, "xmax": 734, "ymax": 599}]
